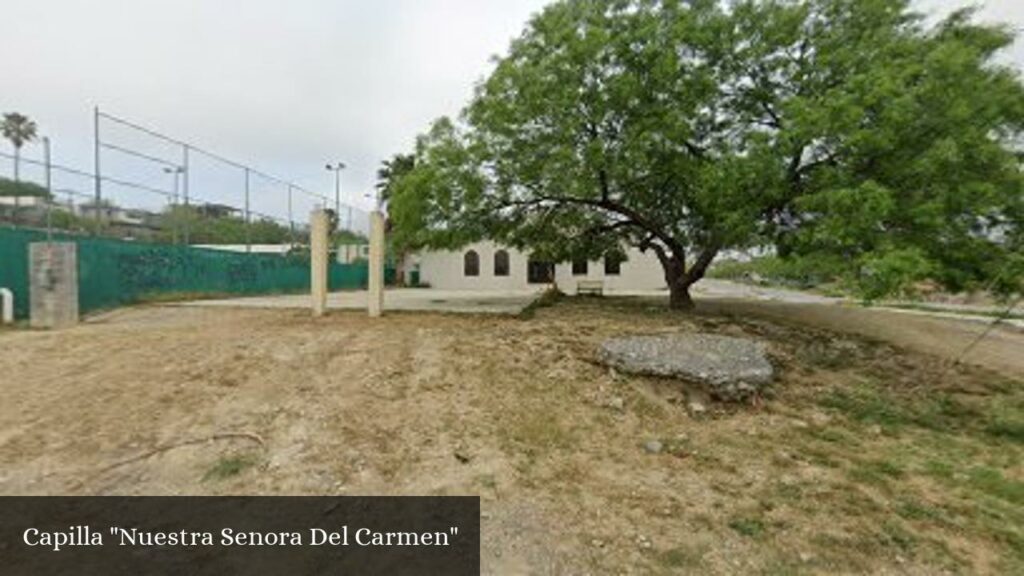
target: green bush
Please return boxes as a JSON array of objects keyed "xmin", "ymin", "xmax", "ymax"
[{"xmin": 708, "ymin": 256, "xmax": 842, "ymax": 289}]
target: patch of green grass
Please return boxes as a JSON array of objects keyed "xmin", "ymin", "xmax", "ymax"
[
  {"xmin": 503, "ymin": 407, "xmax": 577, "ymax": 456},
  {"xmin": 849, "ymin": 459, "xmax": 905, "ymax": 487},
  {"xmin": 775, "ymin": 482, "xmax": 805, "ymax": 501},
  {"xmin": 202, "ymin": 455, "xmax": 257, "ymax": 482},
  {"xmin": 518, "ymin": 287, "xmax": 565, "ymax": 319},
  {"xmin": 922, "ymin": 459, "xmax": 956, "ymax": 480},
  {"xmin": 883, "ymin": 302, "xmax": 1024, "ymax": 321},
  {"xmin": 820, "ymin": 385, "xmax": 982, "ymax": 434},
  {"xmin": 878, "ymin": 520, "xmax": 917, "ymax": 553},
  {"xmin": 820, "ymin": 387, "xmax": 911, "ymax": 429},
  {"xmin": 985, "ymin": 415, "xmax": 1024, "ymax": 444},
  {"xmin": 803, "ymin": 426, "xmax": 859, "ymax": 446},
  {"xmin": 799, "ymin": 445, "xmax": 843, "ymax": 469},
  {"xmin": 967, "ymin": 468, "xmax": 1024, "ymax": 505},
  {"xmin": 728, "ymin": 517, "xmax": 766, "ymax": 538},
  {"xmin": 656, "ymin": 546, "xmax": 704, "ymax": 570},
  {"xmin": 760, "ymin": 559, "xmax": 808, "ymax": 576},
  {"xmin": 895, "ymin": 499, "xmax": 944, "ymax": 522}
]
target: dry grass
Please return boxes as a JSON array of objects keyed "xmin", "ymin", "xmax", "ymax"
[{"xmin": 0, "ymin": 297, "xmax": 1020, "ymax": 574}]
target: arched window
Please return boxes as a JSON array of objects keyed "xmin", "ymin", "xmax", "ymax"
[
  {"xmin": 494, "ymin": 250, "xmax": 510, "ymax": 277},
  {"xmin": 464, "ymin": 250, "xmax": 480, "ymax": 277}
]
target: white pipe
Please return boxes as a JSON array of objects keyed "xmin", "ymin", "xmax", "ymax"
[{"xmin": 0, "ymin": 288, "xmax": 12, "ymax": 325}]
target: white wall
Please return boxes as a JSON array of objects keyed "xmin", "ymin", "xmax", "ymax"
[
  {"xmin": 553, "ymin": 248, "xmax": 666, "ymax": 293},
  {"xmin": 416, "ymin": 241, "xmax": 667, "ymax": 293},
  {"xmin": 417, "ymin": 241, "xmax": 529, "ymax": 291}
]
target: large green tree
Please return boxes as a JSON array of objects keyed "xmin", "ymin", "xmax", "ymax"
[{"xmin": 389, "ymin": 0, "xmax": 1023, "ymax": 309}]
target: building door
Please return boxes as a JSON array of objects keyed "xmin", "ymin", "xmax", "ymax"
[{"xmin": 527, "ymin": 260, "xmax": 555, "ymax": 284}]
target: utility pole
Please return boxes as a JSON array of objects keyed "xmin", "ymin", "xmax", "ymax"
[
  {"xmin": 287, "ymin": 184, "xmax": 295, "ymax": 247},
  {"xmin": 325, "ymin": 162, "xmax": 346, "ymax": 231},
  {"xmin": 93, "ymin": 106, "xmax": 102, "ymax": 235},
  {"xmin": 182, "ymin": 144, "xmax": 190, "ymax": 246},
  {"xmin": 44, "ymin": 137, "xmax": 52, "ymax": 242},
  {"xmin": 163, "ymin": 166, "xmax": 183, "ymax": 244},
  {"xmin": 244, "ymin": 167, "xmax": 251, "ymax": 253}
]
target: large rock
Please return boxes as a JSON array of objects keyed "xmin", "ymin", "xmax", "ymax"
[{"xmin": 598, "ymin": 334, "xmax": 774, "ymax": 401}]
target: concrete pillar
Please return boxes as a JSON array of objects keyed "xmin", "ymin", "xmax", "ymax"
[
  {"xmin": 29, "ymin": 242, "xmax": 78, "ymax": 329},
  {"xmin": 310, "ymin": 210, "xmax": 329, "ymax": 317},
  {"xmin": 368, "ymin": 210, "xmax": 385, "ymax": 318}
]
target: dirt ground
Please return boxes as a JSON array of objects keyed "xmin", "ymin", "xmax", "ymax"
[{"xmin": 1, "ymin": 298, "xmax": 1021, "ymax": 574}]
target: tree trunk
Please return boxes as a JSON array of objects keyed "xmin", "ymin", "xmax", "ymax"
[
  {"xmin": 660, "ymin": 254, "xmax": 696, "ymax": 311},
  {"xmin": 668, "ymin": 279, "xmax": 695, "ymax": 310},
  {"xmin": 395, "ymin": 253, "xmax": 407, "ymax": 287}
]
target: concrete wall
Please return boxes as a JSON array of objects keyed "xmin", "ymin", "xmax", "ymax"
[{"xmin": 415, "ymin": 241, "xmax": 667, "ymax": 293}]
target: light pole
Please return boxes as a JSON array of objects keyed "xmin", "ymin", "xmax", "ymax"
[
  {"xmin": 163, "ymin": 166, "xmax": 184, "ymax": 244},
  {"xmin": 325, "ymin": 162, "xmax": 346, "ymax": 230},
  {"xmin": 43, "ymin": 137, "xmax": 52, "ymax": 242}
]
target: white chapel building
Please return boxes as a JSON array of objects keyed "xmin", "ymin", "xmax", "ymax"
[{"xmin": 408, "ymin": 241, "xmax": 668, "ymax": 294}]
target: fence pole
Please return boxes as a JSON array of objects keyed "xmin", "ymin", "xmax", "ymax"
[
  {"xmin": 182, "ymin": 144, "xmax": 190, "ymax": 246},
  {"xmin": 44, "ymin": 137, "xmax": 52, "ymax": 243},
  {"xmin": 93, "ymin": 106, "xmax": 102, "ymax": 235},
  {"xmin": 288, "ymin": 184, "xmax": 295, "ymax": 246},
  {"xmin": 171, "ymin": 170, "xmax": 180, "ymax": 245},
  {"xmin": 244, "ymin": 168, "xmax": 251, "ymax": 253}
]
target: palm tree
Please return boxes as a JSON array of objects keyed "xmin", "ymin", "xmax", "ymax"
[
  {"xmin": 2, "ymin": 112, "xmax": 38, "ymax": 182},
  {"xmin": 1, "ymin": 112, "xmax": 38, "ymax": 221},
  {"xmin": 375, "ymin": 153, "xmax": 416, "ymax": 285},
  {"xmin": 375, "ymin": 153, "xmax": 415, "ymax": 207}
]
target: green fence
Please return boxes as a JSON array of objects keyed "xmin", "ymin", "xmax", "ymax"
[{"xmin": 0, "ymin": 226, "xmax": 381, "ymax": 320}]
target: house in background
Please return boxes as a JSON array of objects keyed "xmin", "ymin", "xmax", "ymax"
[
  {"xmin": 0, "ymin": 195, "xmax": 46, "ymax": 208},
  {"xmin": 337, "ymin": 243, "xmax": 370, "ymax": 264},
  {"xmin": 408, "ymin": 241, "xmax": 667, "ymax": 294}
]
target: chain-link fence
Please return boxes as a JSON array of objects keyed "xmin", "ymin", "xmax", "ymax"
[{"xmin": 0, "ymin": 108, "xmax": 370, "ymax": 253}]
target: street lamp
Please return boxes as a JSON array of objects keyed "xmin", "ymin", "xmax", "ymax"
[
  {"xmin": 163, "ymin": 166, "xmax": 184, "ymax": 205},
  {"xmin": 163, "ymin": 166, "xmax": 185, "ymax": 244},
  {"xmin": 325, "ymin": 162, "xmax": 346, "ymax": 224}
]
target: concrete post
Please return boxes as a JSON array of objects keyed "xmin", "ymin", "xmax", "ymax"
[
  {"xmin": 368, "ymin": 210, "xmax": 385, "ymax": 318},
  {"xmin": 310, "ymin": 210, "xmax": 329, "ymax": 317},
  {"xmin": 29, "ymin": 242, "xmax": 78, "ymax": 329},
  {"xmin": 0, "ymin": 288, "xmax": 13, "ymax": 325}
]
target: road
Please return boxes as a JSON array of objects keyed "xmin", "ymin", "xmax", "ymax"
[{"xmin": 691, "ymin": 280, "xmax": 1023, "ymax": 379}]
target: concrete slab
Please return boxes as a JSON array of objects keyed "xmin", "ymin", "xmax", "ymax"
[{"xmin": 172, "ymin": 288, "xmax": 542, "ymax": 315}]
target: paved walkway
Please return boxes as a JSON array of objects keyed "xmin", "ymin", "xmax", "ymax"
[{"xmin": 173, "ymin": 288, "xmax": 541, "ymax": 315}]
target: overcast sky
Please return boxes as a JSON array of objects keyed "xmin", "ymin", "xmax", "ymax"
[{"xmin": 1, "ymin": 0, "xmax": 1021, "ymax": 223}]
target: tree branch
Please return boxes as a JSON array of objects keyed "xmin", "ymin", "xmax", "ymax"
[
  {"xmin": 498, "ymin": 194, "xmax": 684, "ymax": 257},
  {"xmin": 683, "ymin": 242, "xmax": 721, "ymax": 286}
]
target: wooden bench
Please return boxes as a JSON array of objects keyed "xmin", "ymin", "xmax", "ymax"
[{"xmin": 577, "ymin": 280, "xmax": 605, "ymax": 297}]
